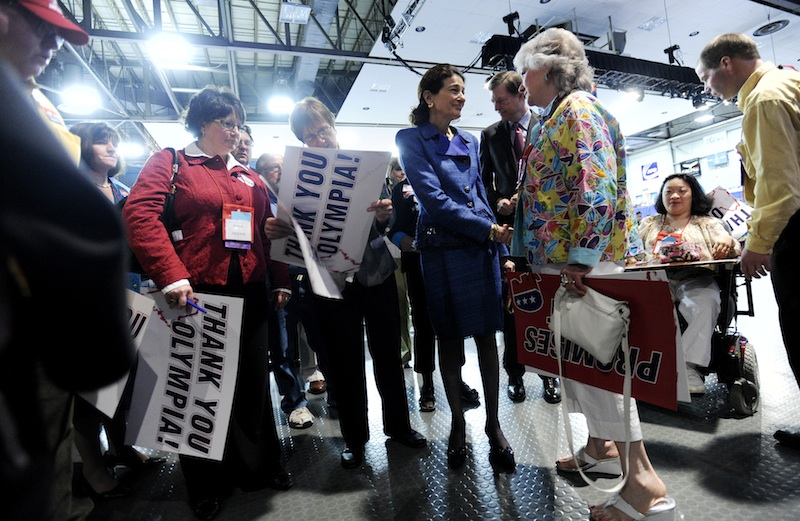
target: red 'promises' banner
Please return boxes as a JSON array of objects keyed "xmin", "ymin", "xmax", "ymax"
[{"xmin": 507, "ymin": 271, "xmax": 681, "ymax": 410}]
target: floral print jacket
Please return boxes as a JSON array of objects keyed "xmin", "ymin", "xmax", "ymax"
[{"xmin": 519, "ymin": 90, "xmax": 642, "ymax": 268}]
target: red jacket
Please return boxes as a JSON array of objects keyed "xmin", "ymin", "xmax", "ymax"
[{"xmin": 122, "ymin": 147, "xmax": 289, "ymax": 291}]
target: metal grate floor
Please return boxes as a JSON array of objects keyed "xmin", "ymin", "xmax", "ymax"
[{"xmin": 87, "ymin": 275, "xmax": 800, "ymax": 520}]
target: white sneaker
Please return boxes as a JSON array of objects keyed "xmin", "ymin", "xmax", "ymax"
[
  {"xmin": 288, "ymin": 406, "xmax": 314, "ymax": 429},
  {"xmin": 687, "ymin": 365, "xmax": 706, "ymax": 395}
]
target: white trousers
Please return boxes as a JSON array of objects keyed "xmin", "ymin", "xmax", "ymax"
[
  {"xmin": 531, "ymin": 261, "xmax": 643, "ymax": 443},
  {"xmin": 565, "ymin": 379, "xmax": 643, "ymax": 442},
  {"xmin": 670, "ymin": 276, "xmax": 720, "ymax": 367}
]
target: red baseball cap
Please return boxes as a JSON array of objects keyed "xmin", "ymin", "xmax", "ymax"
[{"xmin": 16, "ymin": 0, "xmax": 90, "ymax": 45}]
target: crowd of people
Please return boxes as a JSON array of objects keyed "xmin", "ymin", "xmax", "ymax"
[{"xmin": 3, "ymin": 1, "xmax": 800, "ymax": 519}]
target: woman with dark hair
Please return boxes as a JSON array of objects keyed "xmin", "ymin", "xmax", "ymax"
[
  {"xmin": 71, "ymin": 122, "xmax": 126, "ymax": 200},
  {"xmin": 639, "ymin": 173, "xmax": 739, "ymax": 394},
  {"xmin": 395, "ymin": 64, "xmax": 516, "ymax": 473},
  {"xmin": 69, "ymin": 121, "xmax": 164, "ymax": 501},
  {"xmin": 123, "ymin": 85, "xmax": 292, "ymax": 520}
]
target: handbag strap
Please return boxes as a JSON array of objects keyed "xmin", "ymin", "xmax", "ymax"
[{"xmin": 553, "ymin": 292, "xmax": 632, "ymax": 494}]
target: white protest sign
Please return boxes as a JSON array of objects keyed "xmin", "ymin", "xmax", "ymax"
[
  {"xmin": 706, "ymin": 186, "xmax": 753, "ymax": 241},
  {"xmin": 78, "ymin": 289, "xmax": 153, "ymax": 418},
  {"xmin": 270, "ymin": 146, "xmax": 391, "ymax": 282},
  {"xmin": 125, "ymin": 292, "xmax": 243, "ymax": 461}
]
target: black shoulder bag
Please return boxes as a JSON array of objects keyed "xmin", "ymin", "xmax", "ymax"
[{"xmin": 117, "ymin": 147, "xmax": 179, "ymax": 275}]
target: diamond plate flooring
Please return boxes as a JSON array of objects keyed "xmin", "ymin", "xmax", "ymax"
[{"xmin": 87, "ymin": 275, "xmax": 800, "ymax": 520}]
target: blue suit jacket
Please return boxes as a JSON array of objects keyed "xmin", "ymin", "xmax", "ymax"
[{"xmin": 396, "ymin": 123, "xmax": 500, "ymax": 248}]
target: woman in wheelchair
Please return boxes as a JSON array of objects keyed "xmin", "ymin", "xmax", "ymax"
[{"xmin": 639, "ymin": 174, "xmax": 740, "ymax": 395}]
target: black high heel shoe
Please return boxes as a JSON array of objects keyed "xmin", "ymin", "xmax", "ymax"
[
  {"xmin": 488, "ymin": 444, "xmax": 516, "ymax": 474},
  {"xmin": 73, "ymin": 473, "xmax": 132, "ymax": 500},
  {"xmin": 104, "ymin": 447, "xmax": 166, "ymax": 470},
  {"xmin": 447, "ymin": 447, "xmax": 467, "ymax": 469}
]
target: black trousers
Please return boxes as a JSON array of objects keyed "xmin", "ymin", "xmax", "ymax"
[
  {"xmin": 402, "ymin": 251, "xmax": 436, "ymax": 375},
  {"xmin": 771, "ymin": 208, "xmax": 800, "ymax": 385},
  {"xmin": 313, "ymin": 275, "xmax": 412, "ymax": 448},
  {"xmin": 179, "ymin": 282, "xmax": 282, "ymax": 505}
]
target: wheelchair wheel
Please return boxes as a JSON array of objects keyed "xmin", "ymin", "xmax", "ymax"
[{"xmin": 728, "ymin": 338, "xmax": 759, "ymax": 416}]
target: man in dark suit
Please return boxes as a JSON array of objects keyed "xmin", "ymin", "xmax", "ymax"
[{"xmin": 479, "ymin": 71, "xmax": 561, "ymax": 405}]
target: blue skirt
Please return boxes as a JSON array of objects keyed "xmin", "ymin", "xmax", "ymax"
[{"xmin": 420, "ymin": 242, "xmax": 504, "ymax": 341}]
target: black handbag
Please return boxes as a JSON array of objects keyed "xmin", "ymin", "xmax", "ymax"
[{"xmin": 117, "ymin": 147, "xmax": 179, "ymax": 275}]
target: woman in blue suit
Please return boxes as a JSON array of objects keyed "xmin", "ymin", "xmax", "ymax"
[{"xmin": 396, "ymin": 64, "xmax": 515, "ymax": 473}]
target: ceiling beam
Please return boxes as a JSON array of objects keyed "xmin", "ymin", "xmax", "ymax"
[
  {"xmin": 64, "ymin": 43, "xmax": 162, "ymax": 152},
  {"xmin": 218, "ymin": 0, "xmax": 240, "ymax": 96},
  {"xmin": 80, "ymin": 28, "xmax": 454, "ymax": 69}
]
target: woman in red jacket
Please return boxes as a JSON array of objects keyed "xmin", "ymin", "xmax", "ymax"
[{"xmin": 123, "ymin": 85, "xmax": 291, "ymax": 521}]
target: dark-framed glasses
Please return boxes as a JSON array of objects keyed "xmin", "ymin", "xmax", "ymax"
[
  {"xmin": 213, "ymin": 119, "xmax": 242, "ymax": 133},
  {"xmin": 8, "ymin": 2, "xmax": 64, "ymax": 47},
  {"xmin": 302, "ymin": 125, "xmax": 334, "ymax": 146}
]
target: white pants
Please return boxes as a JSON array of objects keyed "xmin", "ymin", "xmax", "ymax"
[
  {"xmin": 670, "ymin": 276, "xmax": 720, "ymax": 367},
  {"xmin": 564, "ymin": 379, "xmax": 643, "ymax": 442},
  {"xmin": 530, "ymin": 261, "xmax": 643, "ymax": 443}
]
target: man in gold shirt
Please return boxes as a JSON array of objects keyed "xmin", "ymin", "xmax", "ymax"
[
  {"xmin": 696, "ymin": 33, "xmax": 800, "ymax": 450},
  {"xmin": 0, "ymin": 0, "xmax": 89, "ymax": 161}
]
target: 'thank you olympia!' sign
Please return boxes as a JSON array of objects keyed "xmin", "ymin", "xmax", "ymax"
[{"xmin": 270, "ymin": 146, "xmax": 391, "ymax": 276}]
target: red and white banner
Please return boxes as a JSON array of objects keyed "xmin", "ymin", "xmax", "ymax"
[{"xmin": 507, "ymin": 270, "xmax": 686, "ymax": 410}]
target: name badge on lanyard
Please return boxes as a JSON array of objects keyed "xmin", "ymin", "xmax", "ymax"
[{"xmin": 223, "ymin": 203, "xmax": 254, "ymax": 250}]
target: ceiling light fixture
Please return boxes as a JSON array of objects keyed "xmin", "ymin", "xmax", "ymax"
[
  {"xmin": 58, "ymin": 85, "xmax": 101, "ymax": 115},
  {"xmin": 540, "ymin": 0, "xmax": 551, "ymax": 4},
  {"xmin": 279, "ymin": 2, "xmax": 312, "ymax": 25},
  {"xmin": 624, "ymin": 87, "xmax": 644, "ymax": 102},
  {"xmin": 268, "ymin": 94, "xmax": 294, "ymax": 115},
  {"xmin": 694, "ymin": 114, "xmax": 714, "ymax": 123},
  {"xmin": 753, "ymin": 20, "xmax": 789, "ymax": 37},
  {"xmin": 147, "ymin": 33, "xmax": 193, "ymax": 68},
  {"xmin": 637, "ymin": 16, "xmax": 666, "ymax": 31},
  {"xmin": 118, "ymin": 141, "xmax": 145, "ymax": 158}
]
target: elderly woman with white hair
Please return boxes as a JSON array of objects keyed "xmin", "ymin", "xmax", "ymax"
[{"xmin": 514, "ymin": 28, "xmax": 675, "ymax": 521}]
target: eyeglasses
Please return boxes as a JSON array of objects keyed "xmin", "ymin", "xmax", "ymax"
[
  {"xmin": 238, "ymin": 140, "xmax": 253, "ymax": 147},
  {"xmin": 302, "ymin": 125, "xmax": 334, "ymax": 146},
  {"xmin": 213, "ymin": 119, "xmax": 242, "ymax": 133},
  {"xmin": 9, "ymin": 3, "xmax": 64, "ymax": 47}
]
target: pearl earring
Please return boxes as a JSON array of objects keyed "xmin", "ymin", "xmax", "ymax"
[{"xmin": 427, "ymin": 103, "xmax": 433, "ymax": 108}]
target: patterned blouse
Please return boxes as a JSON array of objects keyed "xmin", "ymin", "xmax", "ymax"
[{"xmin": 519, "ymin": 90, "xmax": 642, "ymax": 268}]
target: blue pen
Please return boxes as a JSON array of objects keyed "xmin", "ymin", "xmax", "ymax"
[{"xmin": 186, "ymin": 299, "xmax": 207, "ymax": 313}]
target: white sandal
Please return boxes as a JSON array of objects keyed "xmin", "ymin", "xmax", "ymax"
[
  {"xmin": 557, "ymin": 447, "xmax": 622, "ymax": 477},
  {"xmin": 594, "ymin": 493, "xmax": 677, "ymax": 520}
]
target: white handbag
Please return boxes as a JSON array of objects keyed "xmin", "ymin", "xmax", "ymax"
[
  {"xmin": 552, "ymin": 285, "xmax": 630, "ymax": 365},
  {"xmin": 551, "ymin": 284, "xmax": 633, "ymax": 494}
]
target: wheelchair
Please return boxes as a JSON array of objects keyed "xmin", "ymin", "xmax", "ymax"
[{"xmin": 701, "ymin": 262, "xmax": 760, "ymax": 416}]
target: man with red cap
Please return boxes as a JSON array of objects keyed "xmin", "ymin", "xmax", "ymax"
[
  {"xmin": 0, "ymin": 2, "xmax": 98, "ymax": 520},
  {"xmin": 0, "ymin": 0, "xmax": 89, "ymax": 161}
]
